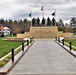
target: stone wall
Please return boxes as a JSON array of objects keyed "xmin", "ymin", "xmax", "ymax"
[
  {"xmin": 30, "ymin": 26, "xmax": 58, "ymax": 38},
  {"xmin": 17, "ymin": 26, "xmax": 73, "ymax": 38}
]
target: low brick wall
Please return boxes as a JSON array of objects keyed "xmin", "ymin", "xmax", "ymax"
[
  {"xmin": 2, "ymin": 37, "xmax": 25, "ymax": 42},
  {"xmin": 61, "ymin": 33, "xmax": 73, "ymax": 37},
  {"xmin": 64, "ymin": 37, "xmax": 76, "ymax": 40},
  {"xmin": 17, "ymin": 34, "xmax": 25, "ymax": 38}
]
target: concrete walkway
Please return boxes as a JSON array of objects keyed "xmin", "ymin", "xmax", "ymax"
[{"xmin": 8, "ymin": 40, "xmax": 76, "ymax": 75}]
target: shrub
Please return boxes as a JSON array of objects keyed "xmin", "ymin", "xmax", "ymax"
[
  {"xmin": 1, "ymin": 33, "xmax": 4, "ymax": 37},
  {"xmin": 0, "ymin": 62, "xmax": 4, "ymax": 67},
  {"xmin": 3, "ymin": 58, "xmax": 10, "ymax": 62},
  {"xmin": 21, "ymin": 30, "xmax": 25, "ymax": 34}
]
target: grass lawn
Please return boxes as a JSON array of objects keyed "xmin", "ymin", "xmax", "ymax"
[
  {"xmin": 65, "ymin": 40, "xmax": 76, "ymax": 47},
  {"xmin": 0, "ymin": 38, "xmax": 23, "ymax": 58},
  {"xmin": 64, "ymin": 40, "xmax": 76, "ymax": 50}
]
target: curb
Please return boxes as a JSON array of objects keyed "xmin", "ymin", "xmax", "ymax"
[
  {"xmin": 0, "ymin": 41, "xmax": 35, "ymax": 75},
  {"xmin": 55, "ymin": 41, "xmax": 76, "ymax": 58}
]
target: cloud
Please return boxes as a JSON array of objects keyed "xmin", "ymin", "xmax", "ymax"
[{"xmin": 0, "ymin": 0, "xmax": 76, "ymax": 23}]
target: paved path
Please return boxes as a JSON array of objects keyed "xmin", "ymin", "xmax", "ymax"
[{"xmin": 8, "ymin": 40, "xmax": 76, "ymax": 75}]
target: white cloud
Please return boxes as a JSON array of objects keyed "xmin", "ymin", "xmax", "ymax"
[{"xmin": 0, "ymin": 0, "xmax": 76, "ymax": 23}]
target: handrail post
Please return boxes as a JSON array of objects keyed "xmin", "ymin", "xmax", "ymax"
[
  {"xmin": 27, "ymin": 40, "xmax": 29, "ymax": 46},
  {"xmin": 58, "ymin": 37, "xmax": 60, "ymax": 42},
  {"xmin": 70, "ymin": 42, "xmax": 72, "ymax": 50},
  {"xmin": 22, "ymin": 43, "xmax": 24, "ymax": 51},
  {"xmin": 55, "ymin": 36, "xmax": 57, "ymax": 41},
  {"xmin": 62, "ymin": 39, "xmax": 64, "ymax": 45},
  {"xmin": 11, "ymin": 48, "xmax": 14, "ymax": 62}
]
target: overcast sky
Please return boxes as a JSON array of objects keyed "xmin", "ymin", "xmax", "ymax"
[{"xmin": 0, "ymin": 0, "xmax": 76, "ymax": 23}]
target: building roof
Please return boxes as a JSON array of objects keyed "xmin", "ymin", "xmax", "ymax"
[
  {"xmin": 0, "ymin": 26, "xmax": 10, "ymax": 30},
  {"xmin": 3, "ymin": 27, "xmax": 10, "ymax": 30}
]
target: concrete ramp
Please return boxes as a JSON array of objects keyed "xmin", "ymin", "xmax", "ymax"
[{"xmin": 8, "ymin": 40, "xmax": 76, "ymax": 75}]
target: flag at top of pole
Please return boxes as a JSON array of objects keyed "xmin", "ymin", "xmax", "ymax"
[
  {"xmin": 29, "ymin": 12, "xmax": 32, "ymax": 27},
  {"xmin": 29, "ymin": 13, "xmax": 32, "ymax": 17},
  {"xmin": 41, "ymin": 6, "xmax": 44, "ymax": 11},
  {"xmin": 52, "ymin": 12, "xmax": 55, "ymax": 16},
  {"xmin": 41, "ymin": 5, "xmax": 44, "ymax": 18}
]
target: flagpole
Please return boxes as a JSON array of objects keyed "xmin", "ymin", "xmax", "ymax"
[
  {"xmin": 52, "ymin": 9, "xmax": 56, "ymax": 26},
  {"xmin": 30, "ymin": 18, "xmax": 32, "ymax": 27},
  {"xmin": 30, "ymin": 11, "xmax": 32, "ymax": 27},
  {"xmin": 41, "ymin": 4, "xmax": 45, "ymax": 26},
  {"xmin": 29, "ymin": 11, "xmax": 32, "ymax": 27},
  {"xmin": 41, "ymin": 4, "xmax": 44, "ymax": 18},
  {"xmin": 31, "ymin": 11, "xmax": 32, "ymax": 27},
  {"xmin": 42, "ymin": 5, "xmax": 44, "ymax": 18}
]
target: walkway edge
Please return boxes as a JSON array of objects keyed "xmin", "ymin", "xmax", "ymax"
[
  {"xmin": 0, "ymin": 41, "xmax": 35, "ymax": 75},
  {"xmin": 55, "ymin": 41, "xmax": 76, "ymax": 58}
]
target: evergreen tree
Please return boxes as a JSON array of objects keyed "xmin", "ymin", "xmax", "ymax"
[
  {"xmin": 5, "ymin": 19, "xmax": 8, "ymax": 25},
  {"xmin": 41, "ymin": 17, "xmax": 45, "ymax": 26},
  {"xmin": 24, "ymin": 18, "xmax": 28, "ymax": 23},
  {"xmin": 9, "ymin": 19, "xmax": 13, "ymax": 24},
  {"xmin": 71, "ymin": 17, "xmax": 76, "ymax": 24},
  {"xmin": 19, "ymin": 20, "xmax": 23, "ymax": 24},
  {"xmin": 52, "ymin": 17, "xmax": 55, "ymax": 26},
  {"xmin": 47, "ymin": 17, "xmax": 50, "ymax": 26},
  {"xmin": 0, "ymin": 18, "xmax": 5, "ymax": 24},
  {"xmin": 58, "ymin": 19, "xmax": 64, "ymax": 31},
  {"xmin": 14, "ymin": 20, "xmax": 18, "ymax": 24},
  {"xmin": 32, "ymin": 18, "xmax": 35, "ymax": 26},
  {"xmin": 37, "ymin": 17, "xmax": 40, "ymax": 26}
]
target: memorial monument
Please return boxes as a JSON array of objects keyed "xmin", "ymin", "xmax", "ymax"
[{"xmin": 17, "ymin": 17, "xmax": 72, "ymax": 38}]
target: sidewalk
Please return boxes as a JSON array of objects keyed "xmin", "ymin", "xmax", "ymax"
[{"xmin": 8, "ymin": 40, "xmax": 76, "ymax": 75}]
